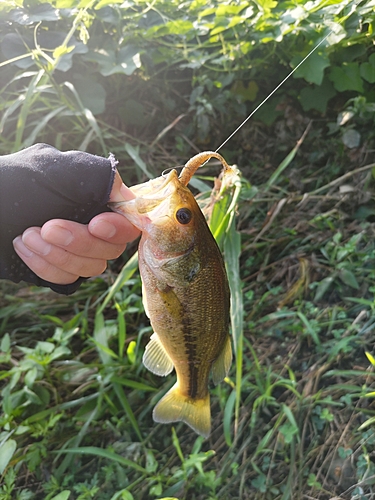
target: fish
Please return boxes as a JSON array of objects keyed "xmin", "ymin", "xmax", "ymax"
[{"xmin": 109, "ymin": 152, "xmax": 233, "ymax": 437}]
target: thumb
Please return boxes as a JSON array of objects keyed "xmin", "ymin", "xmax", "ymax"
[{"xmin": 109, "ymin": 171, "xmax": 135, "ymax": 203}]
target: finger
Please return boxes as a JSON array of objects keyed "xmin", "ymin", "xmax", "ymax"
[
  {"xmin": 13, "ymin": 235, "xmax": 80, "ymax": 285},
  {"xmin": 88, "ymin": 212, "xmax": 140, "ymax": 244},
  {"xmin": 20, "ymin": 228, "xmax": 108, "ymax": 278},
  {"xmin": 109, "ymin": 171, "xmax": 136, "ymax": 202},
  {"xmin": 40, "ymin": 218, "xmax": 128, "ymax": 260}
]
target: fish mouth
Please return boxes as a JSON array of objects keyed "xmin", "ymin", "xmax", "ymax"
[
  {"xmin": 108, "ymin": 170, "xmax": 179, "ymax": 230},
  {"xmin": 130, "ymin": 170, "xmax": 178, "ymax": 199}
]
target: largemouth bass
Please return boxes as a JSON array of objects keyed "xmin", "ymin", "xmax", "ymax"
[{"xmin": 110, "ymin": 152, "xmax": 233, "ymax": 437}]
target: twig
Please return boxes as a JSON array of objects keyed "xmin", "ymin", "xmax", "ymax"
[{"xmin": 308, "ymin": 163, "xmax": 375, "ymax": 196}]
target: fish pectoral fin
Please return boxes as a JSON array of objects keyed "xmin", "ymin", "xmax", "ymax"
[
  {"xmin": 142, "ymin": 333, "xmax": 174, "ymax": 376},
  {"xmin": 211, "ymin": 335, "xmax": 232, "ymax": 385},
  {"xmin": 142, "ymin": 282, "xmax": 150, "ymax": 318},
  {"xmin": 153, "ymin": 383, "xmax": 211, "ymax": 438}
]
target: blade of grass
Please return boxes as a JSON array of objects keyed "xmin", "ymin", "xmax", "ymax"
[
  {"xmin": 97, "ymin": 252, "xmax": 139, "ymax": 314},
  {"xmin": 111, "ymin": 376, "xmax": 156, "ymax": 392},
  {"xmin": 297, "ymin": 311, "xmax": 321, "ymax": 347},
  {"xmin": 112, "ymin": 382, "xmax": 143, "ymax": 441},
  {"xmin": 54, "ymin": 446, "xmax": 147, "ymax": 473},
  {"xmin": 223, "ymin": 389, "xmax": 236, "ymax": 446},
  {"xmin": 23, "ymin": 106, "xmax": 65, "ymax": 147},
  {"xmin": 265, "ymin": 121, "xmax": 311, "ymax": 189},
  {"xmin": 63, "ymin": 81, "xmax": 107, "ymax": 153},
  {"xmin": 208, "ymin": 164, "xmax": 243, "ymax": 438},
  {"xmin": 0, "ymin": 94, "xmax": 25, "ymax": 134},
  {"xmin": 93, "ymin": 311, "xmax": 113, "ymax": 365},
  {"xmin": 14, "ymin": 69, "xmax": 45, "ymax": 151},
  {"xmin": 224, "ymin": 220, "xmax": 243, "ymax": 437},
  {"xmin": 125, "ymin": 143, "xmax": 154, "ymax": 179}
]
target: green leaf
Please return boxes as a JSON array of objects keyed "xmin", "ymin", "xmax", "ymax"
[
  {"xmin": 53, "ymin": 45, "xmax": 75, "ymax": 60},
  {"xmin": 109, "ymin": 490, "xmax": 134, "ymax": 500},
  {"xmin": 50, "ymin": 492, "xmax": 71, "ymax": 500},
  {"xmin": 292, "ymin": 51, "xmax": 330, "ymax": 85},
  {"xmin": 329, "ymin": 63, "xmax": 364, "ymax": 92},
  {"xmin": 164, "ymin": 20, "xmax": 194, "ymax": 35},
  {"xmin": 231, "ymin": 80, "xmax": 259, "ymax": 102},
  {"xmin": 36, "ymin": 341, "xmax": 55, "ymax": 353},
  {"xmin": 24, "ymin": 367, "xmax": 38, "ymax": 388},
  {"xmin": 1, "ymin": 333, "xmax": 11, "ymax": 352},
  {"xmin": 51, "ymin": 490, "xmax": 71, "ymax": 500},
  {"xmin": 216, "ymin": 4, "xmax": 248, "ymax": 16},
  {"xmin": 254, "ymin": 0, "xmax": 277, "ymax": 12},
  {"xmin": 0, "ymin": 439, "xmax": 17, "ymax": 474},
  {"xmin": 83, "ymin": 46, "xmax": 141, "ymax": 77},
  {"xmin": 95, "ymin": 0, "xmax": 124, "ymax": 8},
  {"xmin": 1, "ymin": 33, "xmax": 35, "ymax": 69},
  {"xmin": 314, "ymin": 275, "xmax": 335, "ymax": 301},
  {"xmin": 300, "ymin": 79, "xmax": 336, "ymax": 114},
  {"xmin": 279, "ymin": 422, "xmax": 298, "ymax": 444},
  {"xmin": 360, "ymin": 53, "xmax": 375, "ymax": 83},
  {"xmin": 338, "ymin": 268, "xmax": 359, "ymax": 289},
  {"xmin": 9, "ymin": 3, "xmax": 60, "ymax": 25}
]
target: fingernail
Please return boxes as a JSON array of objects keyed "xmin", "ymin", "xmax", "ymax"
[
  {"xmin": 43, "ymin": 225, "xmax": 74, "ymax": 246},
  {"xmin": 13, "ymin": 236, "xmax": 34, "ymax": 258},
  {"xmin": 22, "ymin": 229, "xmax": 52, "ymax": 256},
  {"xmin": 90, "ymin": 219, "xmax": 116, "ymax": 239}
]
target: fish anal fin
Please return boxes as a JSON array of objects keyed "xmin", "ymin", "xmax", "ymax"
[
  {"xmin": 211, "ymin": 335, "xmax": 232, "ymax": 385},
  {"xmin": 143, "ymin": 333, "xmax": 174, "ymax": 376},
  {"xmin": 153, "ymin": 383, "xmax": 211, "ymax": 438}
]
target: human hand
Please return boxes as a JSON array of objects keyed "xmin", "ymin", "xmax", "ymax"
[{"xmin": 12, "ymin": 172, "xmax": 140, "ymax": 285}]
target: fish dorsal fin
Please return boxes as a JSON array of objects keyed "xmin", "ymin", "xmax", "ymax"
[
  {"xmin": 143, "ymin": 333, "xmax": 174, "ymax": 376},
  {"xmin": 211, "ymin": 335, "xmax": 232, "ymax": 385}
]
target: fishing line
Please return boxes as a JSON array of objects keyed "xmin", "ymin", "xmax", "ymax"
[
  {"xmin": 162, "ymin": 165, "xmax": 184, "ymax": 177},
  {"xmin": 213, "ymin": 0, "xmax": 361, "ymax": 155},
  {"xmin": 214, "ymin": 30, "xmax": 333, "ymax": 153}
]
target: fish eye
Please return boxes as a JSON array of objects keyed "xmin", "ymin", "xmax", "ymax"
[{"xmin": 176, "ymin": 208, "xmax": 192, "ymax": 225}]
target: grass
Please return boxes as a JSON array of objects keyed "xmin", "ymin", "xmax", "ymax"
[
  {"xmin": 2, "ymin": 134, "xmax": 375, "ymax": 499},
  {"xmin": 1, "ymin": 2, "xmax": 375, "ymax": 499}
]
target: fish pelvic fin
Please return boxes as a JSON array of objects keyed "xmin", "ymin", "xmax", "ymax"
[
  {"xmin": 153, "ymin": 383, "xmax": 211, "ymax": 438},
  {"xmin": 211, "ymin": 335, "xmax": 232, "ymax": 386},
  {"xmin": 143, "ymin": 333, "xmax": 174, "ymax": 377}
]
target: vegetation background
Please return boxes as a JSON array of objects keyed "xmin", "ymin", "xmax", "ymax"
[{"xmin": 1, "ymin": 0, "xmax": 375, "ymax": 499}]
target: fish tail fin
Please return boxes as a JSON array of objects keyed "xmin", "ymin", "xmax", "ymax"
[{"xmin": 153, "ymin": 383, "xmax": 211, "ymax": 438}]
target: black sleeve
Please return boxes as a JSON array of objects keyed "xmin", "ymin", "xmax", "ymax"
[{"xmin": 0, "ymin": 143, "xmax": 117, "ymax": 294}]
